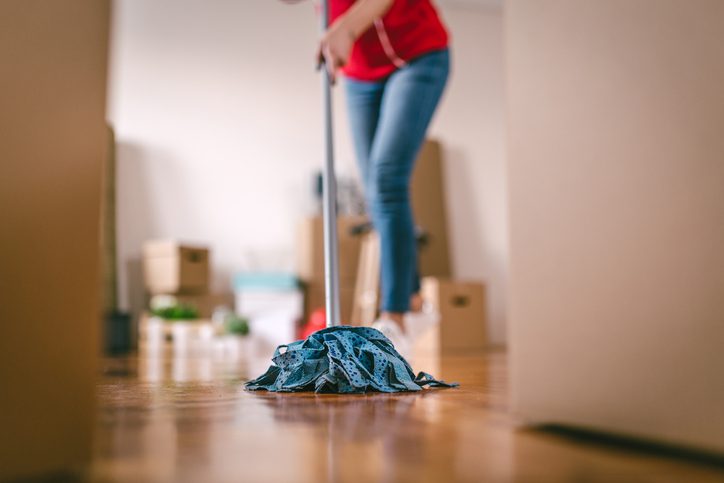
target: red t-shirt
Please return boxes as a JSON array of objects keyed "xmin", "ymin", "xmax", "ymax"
[{"xmin": 330, "ymin": 0, "xmax": 449, "ymax": 81}]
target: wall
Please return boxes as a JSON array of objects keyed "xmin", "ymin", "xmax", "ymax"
[
  {"xmin": 507, "ymin": 0, "xmax": 724, "ymax": 453},
  {"xmin": 430, "ymin": 4, "xmax": 507, "ymax": 344},
  {"xmin": 109, "ymin": 0, "xmax": 508, "ymax": 344},
  {"xmin": 0, "ymin": 0, "xmax": 110, "ymax": 479}
]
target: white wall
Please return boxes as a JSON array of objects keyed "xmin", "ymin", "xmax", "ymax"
[{"xmin": 109, "ymin": 0, "xmax": 507, "ymax": 344}]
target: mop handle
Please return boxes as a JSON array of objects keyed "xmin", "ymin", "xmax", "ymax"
[{"xmin": 320, "ymin": 0, "xmax": 342, "ymax": 327}]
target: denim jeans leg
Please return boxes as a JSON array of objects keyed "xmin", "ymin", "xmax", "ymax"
[
  {"xmin": 368, "ymin": 50, "xmax": 450, "ymax": 313},
  {"xmin": 344, "ymin": 78, "xmax": 385, "ymax": 200},
  {"xmin": 344, "ymin": 50, "xmax": 450, "ymax": 314}
]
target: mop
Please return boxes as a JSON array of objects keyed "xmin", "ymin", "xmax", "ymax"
[{"xmin": 245, "ymin": 0, "xmax": 457, "ymax": 394}]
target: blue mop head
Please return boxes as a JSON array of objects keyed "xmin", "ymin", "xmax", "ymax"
[{"xmin": 245, "ymin": 326, "xmax": 458, "ymax": 393}]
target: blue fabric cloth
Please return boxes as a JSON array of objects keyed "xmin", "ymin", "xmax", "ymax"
[
  {"xmin": 344, "ymin": 49, "xmax": 450, "ymax": 313},
  {"xmin": 245, "ymin": 326, "xmax": 458, "ymax": 394}
]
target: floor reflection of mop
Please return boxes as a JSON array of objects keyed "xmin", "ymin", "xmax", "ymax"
[{"xmin": 257, "ymin": 392, "xmax": 419, "ymax": 481}]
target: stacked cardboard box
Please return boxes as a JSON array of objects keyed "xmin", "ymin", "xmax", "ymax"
[
  {"xmin": 350, "ymin": 232, "xmax": 381, "ymax": 326},
  {"xmin": 410, "ymin": 140, "xmax": 452, "ymax": 278},
  {"xmin": 143, "ymin": 240, "xmax": 210, "ymax": 295},
  {"xmin": 142, "ymin": 240, "xmax": 237, "ymax": 316},
  {"xmin": 412, "ymin": 141, "xmax": 488, "ymax": 352},
  {"xmin": 417, "ymin": 277, "xmax": 487, "ymax": 355},
  {"xmin": 296, "ymin": 215, "xmax": 367, "ymax": 323},
  {"xmin": 140, "ymin": 240, "xmax": 234, "ymax": 347}
]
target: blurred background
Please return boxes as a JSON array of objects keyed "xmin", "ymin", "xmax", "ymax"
[{"xmin": 108, "ymin": 0, "xmax": 508, "ymax": 347}]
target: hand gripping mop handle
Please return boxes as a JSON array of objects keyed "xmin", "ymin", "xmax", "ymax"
[{"xmin": 320, "ymin": 0, "xmax": 341, "ymax": 327}]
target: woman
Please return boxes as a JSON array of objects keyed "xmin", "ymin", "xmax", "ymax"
[{"xmin": 319, "ymin": 0, "xmax": 450, "ymax": 353}]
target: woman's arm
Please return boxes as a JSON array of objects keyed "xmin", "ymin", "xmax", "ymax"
[{"xmin": 319, "ymin": 0, "xmax": 394, "ymax": 82}]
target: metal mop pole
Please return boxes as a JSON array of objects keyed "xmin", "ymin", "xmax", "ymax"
[{"xmin": 320, "ymin": 0, "xmax": 341, "ymax": 327}]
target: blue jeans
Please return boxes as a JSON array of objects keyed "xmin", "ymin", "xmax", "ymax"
[{"xmin": 344, "ymin": 49, "xmax": 450, "ymax": 313}]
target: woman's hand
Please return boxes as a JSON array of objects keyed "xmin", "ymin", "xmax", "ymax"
[
  {"xmin": 317, "ymin": 22, "xmax": 356, "ymax": 84},
  {"xmin": 315, "ymin": 0, "xmax": 393, "ymax": 83}
]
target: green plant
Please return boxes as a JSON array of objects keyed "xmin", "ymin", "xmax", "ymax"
[
  {"xmin": 151, "ymin": 304, "xmax": 199, "ymax": 321},
  {"xmin": 225, "ymin": 315, "xmax": 250, "ymax": 336}
]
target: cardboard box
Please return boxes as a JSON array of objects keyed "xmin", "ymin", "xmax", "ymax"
[
  {"xmin": 351, "ymin": 232, "xmax": 380, "ymax": 326},
  {"xmin": 296, "ymin": 215, "xmax": 367, "ymax": 285},
  {"xmin": 421, "ymin": 277, "xmax": 487, "ymax": 352},
  {"xmin": 411, "ymin": 140, "xmax": 452, "ymax": 277},
  {"xmin": 143, "ymin": 240, "xmax": 209, "ymax": 294}
]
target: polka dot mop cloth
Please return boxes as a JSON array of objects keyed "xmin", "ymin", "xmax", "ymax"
[{"xmin": 245, "ymin": 326, "xmax": 458, "ymax": 393}]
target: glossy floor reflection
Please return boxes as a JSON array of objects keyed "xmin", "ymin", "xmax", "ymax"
[{"xmin": 91, "ymin": 350, "xmax": 724, "ymax": 483}]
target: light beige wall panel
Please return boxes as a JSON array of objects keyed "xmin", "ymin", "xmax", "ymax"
[
  {"xmin": 0, "ymin": 0, "xmax": 110, "ymax": 479},
  {"xmin": 506, "ymin": 0, "xmax": 724, "ymax": 453}
]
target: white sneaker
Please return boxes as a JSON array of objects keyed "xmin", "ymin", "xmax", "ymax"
[
  {"xmin": 372, "ymin": 319, "xmax": 411, "ymax": 359},
  {"xmin": 403, "ymin": 305, "xmax": 440, "ymax": 341}
]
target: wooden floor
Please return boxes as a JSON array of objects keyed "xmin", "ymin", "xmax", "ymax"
[{"xmin": 91, "ymin": 350, "xmax": 724, "ymax": 483}]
